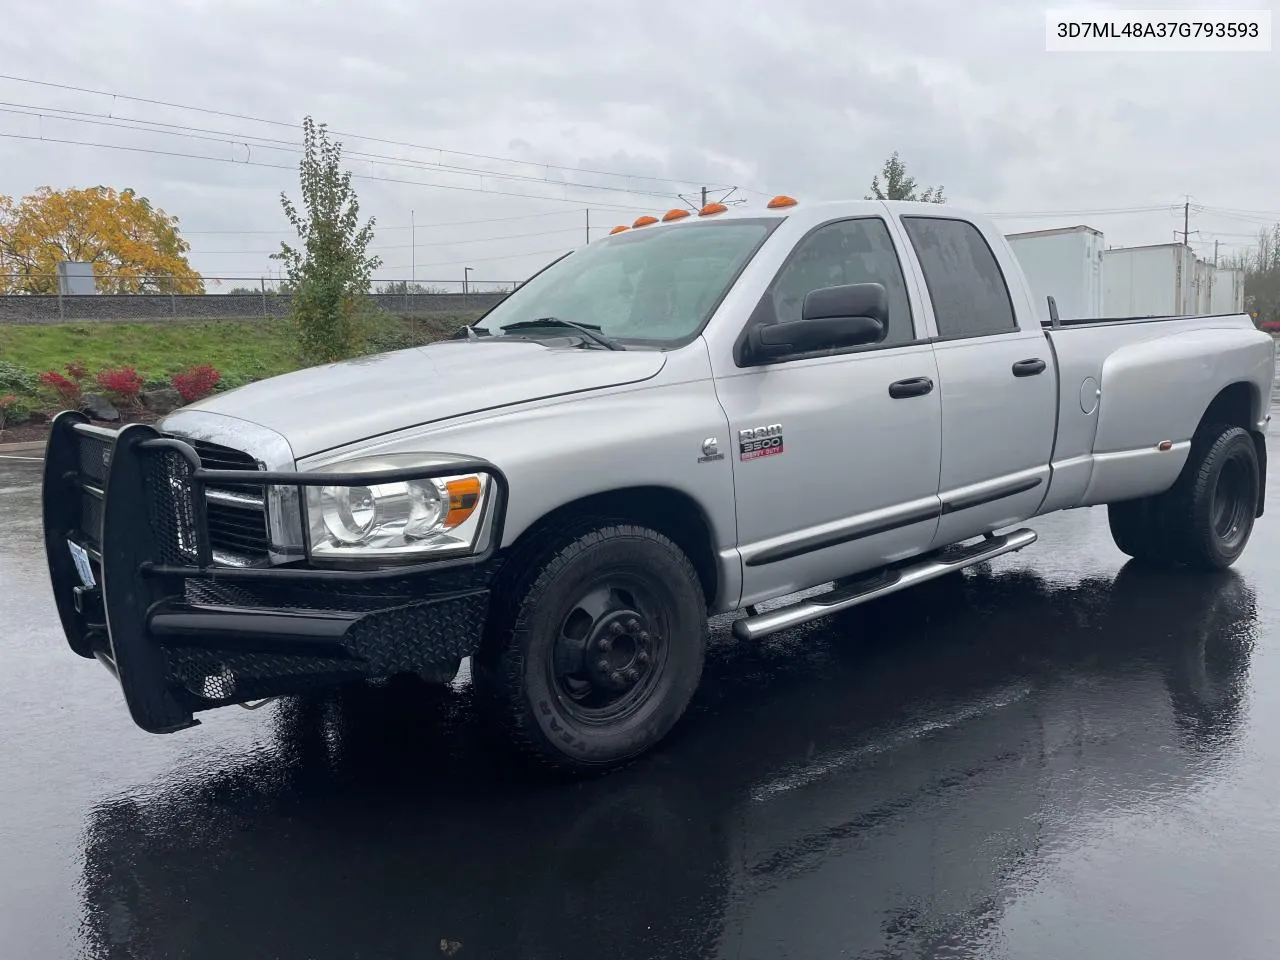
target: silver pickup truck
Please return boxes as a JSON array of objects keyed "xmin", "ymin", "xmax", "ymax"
[{"xmin": 41, "ymin": 198, "xmax": 1276, "ymax": 772}]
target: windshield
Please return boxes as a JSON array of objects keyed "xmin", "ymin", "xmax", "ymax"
[{"xmin": 473, "ymin": 217, "xmax": 781, "ymax": 344}]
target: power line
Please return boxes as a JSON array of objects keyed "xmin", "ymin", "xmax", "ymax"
[
  {"xmin": 182, "ymin": 203, "xmax": 1280, "ymax": 236},
  {"xmin": 182, "ymin": 210, "xmax": 580, "ymax": 234},
  {"xmin": 189, "ymin": 225, "xmax": 583, "ymax": 254},
  {"xmin": 677, "ymin": 185, "xmax": 750, "ymax": 210},
  {"xmin": 409, "ymin": 245, "xmax": 575, "ymax": 269},
  {"xmin": 1196, "ymin": 229, "xmax": 1271, "ymax": 239},
  {"xmin": 1191, "ymin": 206, "xmax": 1280, "ymax": 226},
  {"xmin": 1195, "ymin": 203, "xmax": 1280, "ymax": 218},
  {"xmin": 0, "ymin": 73, "xmax": 739, "ymax": 193},
  {"xmin": 0, "ymin": 103, "xmax": 696, "ymax": 203},
  {"xmin": 0, "ymin": 131, "xmax": 660, "ymax": 213},
  {"xmin": 987, "ymin": 205, "xmax": 1179, "ymax": 219}
]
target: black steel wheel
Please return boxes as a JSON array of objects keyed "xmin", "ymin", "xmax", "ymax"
[
  {"xmin": 548, "ymin": 580, "xmax": 669, "ymax": 724},
  {"xmin": 475, "ymin": 522, "xmax": 708, "ymax": 773},
  {"xmin": 1164, "ymin": 423, "xmax": 1260, "ymax": 571},
  {"xmin": 1210, "ymin": 454, "xmax": 1253, "ymax": 550}
]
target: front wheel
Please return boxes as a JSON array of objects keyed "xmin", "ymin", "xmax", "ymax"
[{"xmin": 474, "ymin": 523, "xmax": 708, "ymax": 774}]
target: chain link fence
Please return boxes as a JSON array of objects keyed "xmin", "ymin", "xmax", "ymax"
[{"xmin": 0, "ymin": 276, "xmax": 517, "ymax": 324}]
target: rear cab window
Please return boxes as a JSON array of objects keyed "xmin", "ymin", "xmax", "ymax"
[{"xmin": 901, "ymin": 216, "xmax": 1018, "ymax": 339}]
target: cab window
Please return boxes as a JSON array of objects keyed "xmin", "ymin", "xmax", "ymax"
[{"xmin": 760, "ymin": 217, "xmax": 916, "ymax": 349}]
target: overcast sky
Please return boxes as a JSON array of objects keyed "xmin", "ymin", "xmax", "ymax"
[{"xmin": 1, "ymin": 0, "xmax": 1277, "ymax": 289}]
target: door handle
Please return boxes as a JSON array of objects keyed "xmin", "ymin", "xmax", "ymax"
[
  {"xmin": 888, "ymin": 377, "xmax": 934, "ymax": 399},
  {"xmin": 1012, "ymin": 358, "xmax": 1047, "ymax": 377}
]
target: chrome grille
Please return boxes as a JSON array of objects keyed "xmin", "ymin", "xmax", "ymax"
[
  {"xmin": 71, "ymin": 429, "xmax": 111, "ymax": 554},
  {"xmin": 182, "ymin": 438, "xmax": 271, "ymax": 563}
]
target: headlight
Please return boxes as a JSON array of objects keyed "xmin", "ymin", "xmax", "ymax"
[{"xmin": 304, "ymin": 456, "xmax": 493, "ymax": 562}]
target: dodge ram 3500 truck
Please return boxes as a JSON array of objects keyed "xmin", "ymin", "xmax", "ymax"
[{"xmin": 41, "ymin": 198, "xmax": 1276, "ymax": 772}]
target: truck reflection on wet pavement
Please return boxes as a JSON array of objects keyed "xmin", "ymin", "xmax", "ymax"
[{"xmin": 4, "ymin": 455, "xmax": 1280, "ymax": 959}]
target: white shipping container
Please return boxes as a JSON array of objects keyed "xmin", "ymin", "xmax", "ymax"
[
  {"xmin": 1194, "ymin": 258, "xmax": 1214, "ymax": 315},
  {"xmin": 1209, "ymin": 266, "xmax": 1245, "ymax": 314},
  {"xmin": 1102, "ymin": 243, "xmax": 1199, "ymax": 317},
  {"xmin": 1005, "ymin": 225, "xmax": 1104, "ymax": 323}
]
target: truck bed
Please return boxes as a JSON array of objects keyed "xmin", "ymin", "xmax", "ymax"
[
  {"xmin": 1036, "ymin": 310, "xmax": 1273, "ymax": 515},
  {"xmin": 1043, "ymin": 310, "xmax": 1255, "ymax": 329}
]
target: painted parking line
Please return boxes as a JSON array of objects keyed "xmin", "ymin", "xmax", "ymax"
[{"xmin": 0, "ymin": 455, "xmax": 42, "ymax": 462}]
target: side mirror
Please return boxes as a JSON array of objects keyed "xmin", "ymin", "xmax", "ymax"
[{"xmin": 749, "ymin": 282, "xmax": 888, "ymax": 361}]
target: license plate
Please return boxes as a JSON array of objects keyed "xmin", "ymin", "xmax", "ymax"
[{"xmin": 68, "ymin": 540, "xmax": 97, "ymax": 588}]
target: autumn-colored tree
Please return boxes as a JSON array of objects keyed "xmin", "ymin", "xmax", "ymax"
[
  {"xmin": 865, "ymin": 152, "xmax": 946, "ymax": 204},
  {"xmin": 0, "ymin": 186, "xmax": 204, "ymax": 294}
]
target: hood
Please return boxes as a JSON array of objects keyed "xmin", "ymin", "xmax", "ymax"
[{"xmin": 171, "ymin": 338, "xmax": 666, "ymax": 457}]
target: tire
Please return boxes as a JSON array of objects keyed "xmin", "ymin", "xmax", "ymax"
[
  {"xmin": 1162, "ymin": 423, "xmax": 1260, "ymax": 571},
  {"xmin": 474, "ymin": 522, "xmax": 708, "ymax": 774},
  {"xmin": 1107, "ymin": 496, "xmax": 1169, "ymax": 563},
  {"xmin": 1109, "ymin": 423, "xmax": 1260, "ymax": 570}
]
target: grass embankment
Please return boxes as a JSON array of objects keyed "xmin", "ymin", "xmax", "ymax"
[
  {"xmin": 0, "ymin": 312, "xmax": 478, "ymax": 385},
  {"xmin": 0, "ymin": 311, "xmax": 479, "ymax": 442}
]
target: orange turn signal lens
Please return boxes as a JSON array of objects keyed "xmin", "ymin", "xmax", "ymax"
[
  {"xmin": 633, "ymin": 215, "xmax": 659, "ymax": 227},
  {"xmin": 443, "ymin": 476, "xmax": 483, "ymax": 528},
  {"xmin": 609, "ymin": 225, "xmax": 629, "ymax": 235},
  {"xmin": 766, "ymin": 195, "xmax": 798, "ymax": 209},
  {"xmin": 698, "ymin": 202, "xmax": 728, "ymax": 216},
  {"xmin": 662, "ymin": 208, "xmax": 690, "ymax": 222}
]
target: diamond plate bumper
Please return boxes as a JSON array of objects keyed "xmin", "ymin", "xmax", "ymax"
[{"xmin": 41, "ymin": 412, "xmax": 507, "ymax": 732}]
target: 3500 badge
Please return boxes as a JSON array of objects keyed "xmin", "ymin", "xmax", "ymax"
[{"xmin": 738, "ymin": 423, "xmax": 784, "ymax": 461}]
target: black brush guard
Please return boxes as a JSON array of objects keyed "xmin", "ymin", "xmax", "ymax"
[{"xmin": 41, "ymin": 411, "xmax": 508, "ymax": 733}]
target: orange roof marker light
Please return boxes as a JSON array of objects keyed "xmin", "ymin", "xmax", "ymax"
[
  {"xmin": 633, "ymin": 215, "xmax": 659, "ymax": 227},
  {"xmin": 698, "ymin": 202, "xmax": 728, "ymax": 217},
  {"xmin": 766, "ymin": 195, "xmax": 798, "ymax": 209},
  {"xmin": 662, "ymin": 208, "xmax": 690, "ymax": 222},
  {"xmin": 609, "ymin": 225, "xmax": 629, "ymax": 235}
]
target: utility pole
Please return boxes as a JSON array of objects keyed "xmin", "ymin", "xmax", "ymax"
[
  {"xmin": 585, "ymin": 209, "xmax": 590, "ymax": 244},
  {"xmin": 678, "ymin": 186, "xmax": 748, "ymax": 211},
  {"xmin": 411, "ymin": 209, "xmax": 416, "ymax": 285},
  {"xmin": 1210, "ymin": 238, "xmax": 1219, "ymax": 310},
  {"xmin": 1183, "ymin": 199, "xmax": 1189, "ymax": 246}
]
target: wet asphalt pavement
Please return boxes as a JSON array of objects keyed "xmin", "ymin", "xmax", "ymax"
[{"xmin": 4, "ymin": 439, "xmax": 1280, "ymax": 960}]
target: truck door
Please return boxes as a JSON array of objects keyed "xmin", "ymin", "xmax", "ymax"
[
  {"xmin": 711, "ymin": 216, "xmax": 943, "ymax": 608},
  {"xmin": 896, "ymin": 215, "xmax": 1056, "ymax": 548}
]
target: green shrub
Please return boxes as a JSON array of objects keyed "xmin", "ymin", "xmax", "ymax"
[
  {"xmin": 0, "ymin": 360, "xmax": 40, "ymax": 399},
  {"xmin": 214, "ymin": 372, "xmax": 255, "ymax": 392},
  {"xmin": 0, "ymin": 393, "xmax": 33, "ymax": 429},
  {"xmin": 363, "ymin": 329, "xmax": 421, "ymax": 354}
]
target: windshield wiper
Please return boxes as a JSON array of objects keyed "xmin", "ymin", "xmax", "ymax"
[
  {"xmin": 499, "ymin": 317, "xmax": 626, "ymax": 351},
  {"xmin": 449, "ymin": 323, "xmax": 491, "ymax": 340}
]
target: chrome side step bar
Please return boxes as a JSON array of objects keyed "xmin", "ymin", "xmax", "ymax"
[{"xmin": 731, "ymin": 527, "xmax": 1038, "ymax": 642}]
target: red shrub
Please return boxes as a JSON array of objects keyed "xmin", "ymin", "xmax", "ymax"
[
  {"xmin": 39, "ymin": 370, "xmax": 82, "ymax": 406},
  {"xmin": 171, "ymin": 364, "xmax": 222, "ymax": 403},
  {"xmin": 95, "ymin": 366, "xmax": 144, "ymax": 406}
]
